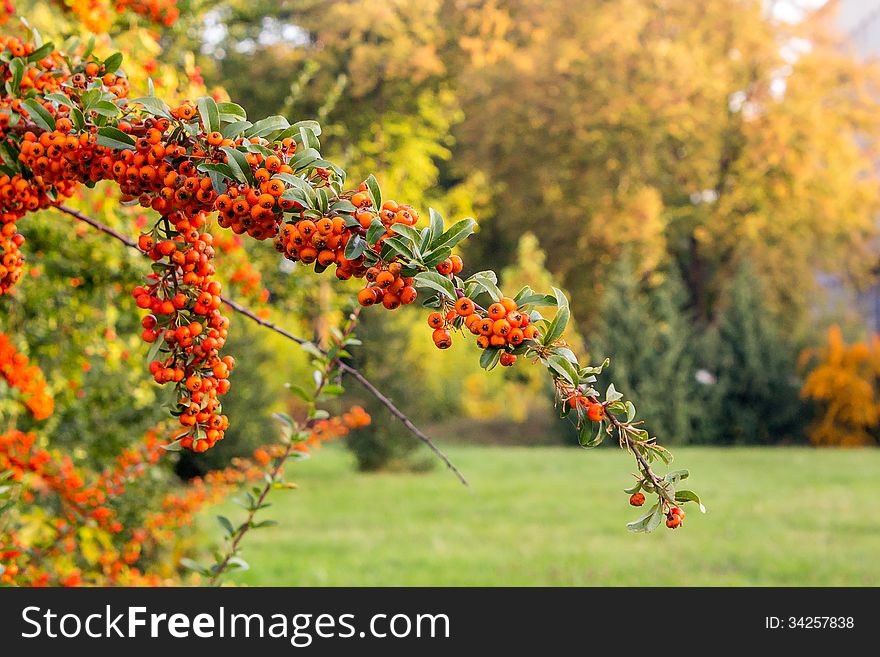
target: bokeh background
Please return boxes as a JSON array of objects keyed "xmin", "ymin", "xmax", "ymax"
[{"xmin": 2, "ymin": 0, "xmax": 880, "ymax": 585}]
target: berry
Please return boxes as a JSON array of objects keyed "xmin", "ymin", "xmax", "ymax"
[
  {"xmin": 629, "ymin": 493, "xmax": 645, "ymax": 507},
  {"xmin": 586, "ymin": 403, "xmax": 605, "ymax": 422},
  {"xmin": 455, "ymin": 297, "xmax": 475, "ymax": 316},
  {"xmin": 436, "ymin": 258, "xmax": 454, "ymax": 275},
  {"xmin": 432, "ymin": 328, "xmax": 452, "ymax": 349}
]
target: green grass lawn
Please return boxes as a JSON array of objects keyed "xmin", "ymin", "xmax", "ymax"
[{"xmin": 206, "ymin": 445, "xmax": 880, "ymax": 586}]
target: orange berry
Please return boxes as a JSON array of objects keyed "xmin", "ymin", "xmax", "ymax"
[
  {"xmin": 400, "ymin": 286, "xmax": 418, "ymax": 305},
  {"xmin": 432, "ymin": 328, "xmax": 452, "ymax": 349},
  {"xmin": 455, "ymin": 297, "xmax": 475, "ymax": 316},
  {"xmin": 436, "ymin": 259, "xmax": 454, "ymax": 275},
  {"xmin": 500, "ymin": 297, "xmax": 518, "ymax": 313},
  {"xmin": 587, "ymin": 403, "xmax": 605, "ymax": 422},
  {"xmin": 376, "ymin": 271, "xmax": 395, "ymax": 288},
  {"xmin": 487, "ymin": 303, "xmax": 506, "ymax": 320}
]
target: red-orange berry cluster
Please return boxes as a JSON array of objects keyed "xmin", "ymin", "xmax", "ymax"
[
  {"xmin": 358, "ymin": 261, "xmax": 418, "ymax": 310},
  {"xmin": 0, "ymin": 331, "xmax": 54, "ymax": 420},
  {"xmin": 115, "ymin": 0, "xmax": 180, "ymax": 26},
  {"xmin": 442, "ymin": 293, "xmax": 540, "ymax": 363},
  {"xmin": 666, "ymin": 506, "xmax": 685, "ymax": 529}
]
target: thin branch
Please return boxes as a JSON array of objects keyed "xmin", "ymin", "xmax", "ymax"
[
  {"xmin": 55, "ymin": 204, "xmax": 468, "ymax": 487},
  {"xmin": 592, "ymin": 395, "xmax": 673, "ymax": 505},
  {"xmin": 338, "ymin": 364, "xmax": 469, "ymax": 487}
]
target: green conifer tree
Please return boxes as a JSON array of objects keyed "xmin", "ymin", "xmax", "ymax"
[{"xmin": 591, "ymin": 257, "xmax": 698, "ymax": 444}]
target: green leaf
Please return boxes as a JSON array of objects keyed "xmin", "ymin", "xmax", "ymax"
[
  {"xmin": 675, "ymin": 489, "xmax": 706, "ymax": 513},
  {"xmin": 365, "ymin": 174, "xmax": 382, "ymax": 209},
  {"xmin": 284, "ymin": 383, "xmax": 313, "ymax": 402},
  {"xmin": 245, "ymin": 115, "xmax": 289, "ymax": 139},
  {"xmin": 547, "ymin": 355, "xmax": 578, "ymax": 384},
  {"xmin": 427, "ymin": 208, "xmax": 445, "ymax": 246},
  {"xmin": 623, "ymin": 481, "xmax": 642, "ymax": 495},
  {"xmin": 319, "ymin": 383, "xmax": 345, "ymax": 398},
  {"xmin": 625, "ymin": 401, "xmax": 637, "ymax": 423},
  {"xmin": 220, "ymin": 146, "xmax": 255, "ymax": 186},
  {"xmin": 298, "ymin": 125, "xmax": 320, "ymax": 151},
  {"xmin": 479, "ymin": 347, "xmax": 502, "ymax": 370},
  {"xmin": 291, "ymin": 147, "xmax": 320, "ymax": 171},
  {"xmin": 646, "ymin": 502, "xmax": 665, "ymax": 532},
  {"xmin": 160, "ymin": 438, "xmax": 183, "ymax": 452},
  {"xmin": 27, "ymin": 42, "xmax": 54, "ymax": 63},
  {"xmin": 70, "ymin": 107, "xmax": 85, "ymax": 131},
  {"xmin": 251, "ymin": 520, "xmax": 279, "ymax": 529},
  {"xmin": 433, "ymin": 217, "xmax": 476, "ymax": 250},
  {"xmin": 129, "ymin": 95, "xmax": 173, "ymax": 120},
  {"xmin": 145, "ymin": 335, "xmax": 164, "ymax": 364},
  {"xmin": 414, "ymin": 271, "xmax": 456, "ymax": 299},
  {"xmin": 224, "ymin": 556, "xmax": 250, "ymax": 572},
  {"xmin": 217, "ymin": 101, "xmax": 247, "ymax": 123},
  {"xmin": 276, "ymin": 172, "xmax": 316, "ymax": 205},
  {"xmin": 465, "ymin": 271, "xmax": 502, "ymax": 302},
  {"xmin": 44, "ymin": 92, "xmax": 72, "ymax": 107},
  {"xmin": 605, "ymin": 383, "xmax": 623, "ymax": 403},
  {"xmin": 664, "ymin": 469, "xmax": 689, "ymax": 484},
  {"xmin": 578, "ymin": 420, "xmax": 604, "ymax": 447},
  {"xmin": 103, "ymin": 52, "xmax": 123, "ymax": 73},
  {"xmin": 179, "ymin": 558, "xmax": 209, "ymax": 576},
  {"xmin": 197, "ymin": 96, "xmax": 220, "ymax": 133},
  {"xmin": 90, "ymin": 100, "xmax": 120, "ymax": 118},
  {"xmin": 381, "ymin": 236, "xmax": 415, "ymax": 260},
  {"xmin": 20, "ymin": 98, "xmax": 55, "ymax": 131},
  {"xmin": 221, "ymin": 120, "xmax": 251, "ymax": 139},
  {"xmin": 344, "ymin": 234, "xmax": 366, "ymax": 260},
  {"xmin": 542, "ymin": 287, "xmax": 570, "ymax": 345},
  {"xmin": 292, "ymin": 119, "xmax": 321, "ymax": 136},
  {"xmin": 389, "ymin": 222, "xmax": 422, "ymax": 246},
  {"xmin": 331, "ymin": 199, "xmax": 358, "ymax": 214},
  {"xmin": 216, "ymin": 515, "xmax": 235, "ymax": 537},
  {"xmin": 366, "ymin": 219, "xmax": 386, "ymax": 246},
  {"xmin": 421, "ymin": 246, "xmax": 453, "ymax": 268},
  {"xmin": 627, "ymin": 502, "xmax": 660, "ymax": 533},
  {"xmin": 96, "ymin": 126, "xmax": 136, "ymax": 150},
  {"xmin": 8, "ymin": 58, "xmax": 24, "ymax": 96}
]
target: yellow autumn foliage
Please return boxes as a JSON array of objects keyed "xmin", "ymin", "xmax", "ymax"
[{"xmin": 800, "ymin": 326, "xmax": 880, "ymax": 446}]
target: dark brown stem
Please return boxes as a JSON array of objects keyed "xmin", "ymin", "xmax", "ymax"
[
  {"xmin": 587, "ymin": 394, "xmax": 673, "ymax": 505},
  {"xmin": 55, "ymin": 204, "xmax": 468, "ymax": 487}
]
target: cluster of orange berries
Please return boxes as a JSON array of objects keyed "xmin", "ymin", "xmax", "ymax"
[
  {"xmin": 281, "ymin": 184, "xmax": 422, "ymax": 292},
  {"xmin": 132, "ymin": 211, "xmax": 232, "ymax": 451},
  {"xmin": 1, "ymin": 424, "xmax": 231, "ymax": 586},
  {"xmin": 666, "ymin": 506, "xmax": 685, "ymax": 529},
  {"xmin": 426, "ymin": 291, "xmax": 540, "ymax": 363},
  {"xmin": 567, "ymin": 396, "xmax": 606, "ymax": 422},
  {"xmin": 0, "ymin": 38, "xmax": 433, "ymax": 450},
  {"xmin": 115, "ymin": 0, "xmax": 180, "ymax": 26},
  {"xmin": 275, "ymin": 212, "xmax": 362, "ymax": 272},
  {"xmin": 0, "ymin": 172, "xmax": 72, "ymax": 294},
  {"xmin": 0, "ymin": 332, "xmax": 54, "ymax": 420},
  {"xmin": 357, "ymin": 261, "xmax": 418, "ymax": 310},
  {"xmin": 627, "ymin": 493, "xmax": 685, "ymax": 529}
]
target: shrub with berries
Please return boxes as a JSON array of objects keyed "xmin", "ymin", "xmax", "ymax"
[{"xmin": 0, "ymin": 32, "xmax": 704, "ymax": 541}]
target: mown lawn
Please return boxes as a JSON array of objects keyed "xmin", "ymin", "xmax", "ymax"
[{"xmin": 206, "ymin": 445, "xmax": 880, "ymax": 586}]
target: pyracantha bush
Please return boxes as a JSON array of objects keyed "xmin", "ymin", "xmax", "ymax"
[{"xmin": 0, "ymin": 35, "xmax": 703, "ymax": 531}]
